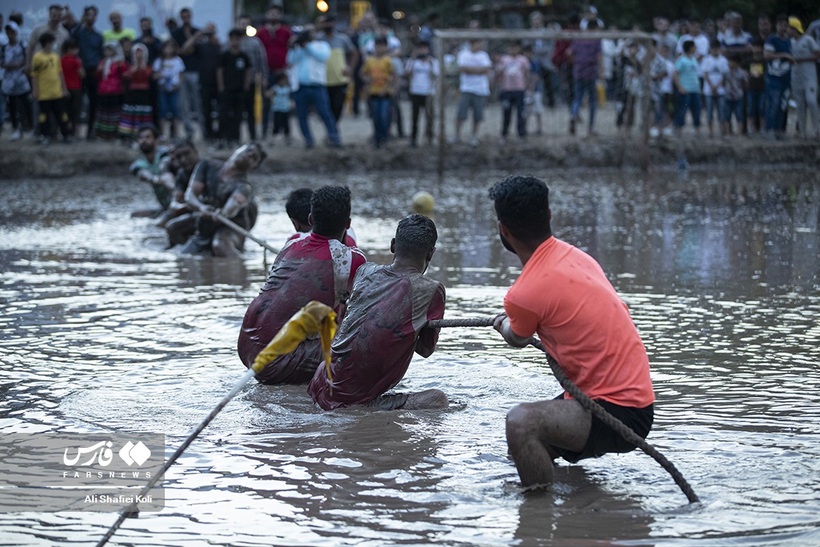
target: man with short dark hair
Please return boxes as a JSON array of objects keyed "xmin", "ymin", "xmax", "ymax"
[
  {"xmin": 171, "ymin": 7, "xmax": 202, "ymax": 139},
  {"xmin": 489, "ymin": 175, "xmax": 654, "ymax": 487},
  {"xmin": 308, "ymin": 214, "xmax": 447, "ymax": 411},
  {"xmin": 256, "ymin": 7, "xmax": 292, "ymax": 137},
  {"xmin": 237, "ymin": 185, "xmax": 366, "ymax": 384},
  {"xmin": 129, "ymin": 123, "xmax": 173, "ymax": 216},
  {"xmin": 69, "ymin": 6, "xmax": 103, "ymax": 139},
  {"xmin": 317, "ymin": 14, "xmax": 357, "ymax": 123},
  {"xmin": 27, "ymin": 4, "xmax": 71, "ymax": 71},
  {"xmin": 162, "ymin": 139, "xmax": 200, "ymax": 247},
  {"xmin": 182, "ymin": 142, "xmax": 265, "ymax": 257}
]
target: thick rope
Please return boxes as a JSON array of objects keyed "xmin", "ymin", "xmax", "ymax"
[{"xmin": 428, "ymin": 317, "xmax": 700, "ymax": 504}]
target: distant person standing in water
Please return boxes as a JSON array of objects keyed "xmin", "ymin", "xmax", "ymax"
[{"xmin": 489, "ymin": 175, "xmax": 654, "ymax": 487}]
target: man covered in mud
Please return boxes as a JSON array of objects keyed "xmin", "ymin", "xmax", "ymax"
[
  {"xmin": 489, "ymin": 175, "xmax": 654, "ymax": 487},
  {"xmin": 129, "ymin": 124, "xmax": 174, "ymax": 218},
  {"xmin": 238, "ymin": 186, "xmax": 367, "ymax": 384},
  {"xmin": 181, "ymin": 142, "xmax": 266, "ymax": 257},
  {"xmin": 161, "ymin": 139, "xmax": 201, "ymax": 248},
  {"xmin": 307, "ymin": 214, "xmax": 447, "ymax": 410}
]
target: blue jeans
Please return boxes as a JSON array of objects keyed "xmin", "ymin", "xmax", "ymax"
[
  {"xmin": 764, "ymin": 77, "xmax": 789, "ymax": 133},
  {"xmin": 725, "ymin": 99, "xmax": 744, "ymax": 124},
  {"xmin": 570, "ymin": 78, "xmax": 597, "ymax": 130},
  {"xmin": 159, "ymin": 89, "xmax": 180, "ymax": 120},
  {"xmin": 500, "ymin": 90, "xmax": 526, "ymax": 137},
  {"xmin": 675, "ymin": 92, "xmax": 701, "ymax": 128},
  {"xmin": 293, "ymin": 84, "xmax": 340, "ymax": 147},
  {"xmin": 703, "ymin": 95, "xmax": 726, "ymax": 127},
  {"xmin": 368, "ymin": 95, "xmax": 391, "ymax": 147},
  {"xmin": 747, "ymin": 88, "xmax": 766, "ymax": 132}
]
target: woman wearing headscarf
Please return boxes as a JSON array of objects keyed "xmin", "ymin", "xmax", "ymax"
[
  {"xmin": 95, "ymin": 40, "xmax": 127, "ymax": 139},
  {"xmin": 119, "ymin": 42, "xmax": 154, "ymax": 140}
]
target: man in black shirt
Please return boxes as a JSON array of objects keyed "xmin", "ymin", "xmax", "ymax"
[{"xmin": 217, "ymin": 28, "xmax": 252, "ymax": 147}]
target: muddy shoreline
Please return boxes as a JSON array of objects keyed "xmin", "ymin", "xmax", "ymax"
[{"xmin": 1, "ymin": 134, "xmax": 817, "ymax": 180}]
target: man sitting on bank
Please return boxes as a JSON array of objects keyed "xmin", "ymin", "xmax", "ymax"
[
  {"xmin": 308, "ymin": 214, "xmax": 447, "ymax": 410},
  {"xmin": 238, "ymin": 186, "xmax": 367, "ymax": 384},
  {"xmin": 489, "ymin": 175, "xmax": 655, "ymax": 487},
  {"xmin": 181, "ymin": 142, "xmax": 265, "ymax": 258}
]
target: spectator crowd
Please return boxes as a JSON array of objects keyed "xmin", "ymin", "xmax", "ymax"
[{"xmin": 1, "ymin": 4, "xmax": 818, "ymax": 149}]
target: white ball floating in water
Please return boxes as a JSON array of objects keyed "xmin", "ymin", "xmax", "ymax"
[{"xmin": 411, "ymin": 191, "xmax": 435, "ymax": 215}]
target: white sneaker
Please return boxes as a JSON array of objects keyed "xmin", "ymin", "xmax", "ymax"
[
  {"xmin": 662, "ymin": 126, "xmax": 674, "ymax": 136},
  {"xmin": 649, "ymin": 127, "xmax": 660, "ymax": 138},
  {"xmin": 10, "ymin": 129, "xmax": 21, "ymax": 141},
  {"xmin": 469, "ymin": 137, "xmax": 479, "ymax": 148}
]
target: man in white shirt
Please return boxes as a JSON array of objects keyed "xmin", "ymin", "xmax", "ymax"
[
  {"xmin": 455, "ymin": 38, "xmax": 492, "ymax": 147},
  {"xmin": 405, "ymin": 40, "xmax": 439, "ymax": 147},
  {"xmin": 677, "ymin": 18, "xmax": 710, "ymax": 61}
]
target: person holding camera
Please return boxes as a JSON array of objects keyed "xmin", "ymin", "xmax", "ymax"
[
  {"xmin": 404, "ymin": 40, "xmax": 438, "ymax": 147},
  {"xmin": 286, "ymin": 27, "xmax": 341, "ymax": 148}
]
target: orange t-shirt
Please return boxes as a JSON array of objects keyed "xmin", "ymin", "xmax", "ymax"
[{"xmin": 504, "ymin": 237, "xmax": 654, "ymax": 407}]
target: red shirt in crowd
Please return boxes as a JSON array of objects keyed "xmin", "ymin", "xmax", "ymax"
[
  {"xmin": 61, "ymin": 54, "xmax": 83, "ymax": 91},
  {"xmin": 257, "ymin": 24, "xmax": 292, "ymax": 73}
]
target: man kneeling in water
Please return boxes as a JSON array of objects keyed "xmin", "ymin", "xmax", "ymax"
[
  {"xmin": 308, "ymin": 214, "xmax": 448, "ymax": 411},
  {"xmin": 181, "ymin": 142, "xmax": 266, "ymax": 257}
]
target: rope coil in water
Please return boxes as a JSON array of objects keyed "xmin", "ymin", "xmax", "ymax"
[{"xmin": 428, "ymin": 317, "xmax": 700, "ymax": 504}]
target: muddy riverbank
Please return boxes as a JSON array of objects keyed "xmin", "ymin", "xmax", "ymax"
[{"xmin": 2, "ymin": 100, "xmax": 817, "ymax": 178}]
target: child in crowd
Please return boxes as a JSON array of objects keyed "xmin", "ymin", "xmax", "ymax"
[
  {"xmin": 404, "ymin": 40, "xmax": 438, "ymax": 147},
  {"xmin": 361, "ymin": 36, "xmax": 395, "ymax": 149},
  {"xmin": 30, "ymin": 32, "xmax": 72, "ymax": 144},
  {"xmin": 60, "ymin": 39, "xmax": 84, "ymax": 137},
  {"xmin": 700, "ymin": 40, "xmax": 729, "ymax": 137},
  {"xmin": 152, "ymin": 40, "xmax": 185, "ymax": 139},
  {"xmin": 2, "ymin": 21, "xmax": 33, "ymax": 140},
  {"xmin": 495, "ymin": 41, "xmax": 529, "ymax": 143},
  {"xmin": 267, "ymin": 72, "xmax": 293, "ymax": 145},
  {"xmin": 120, "ymin": 43, "xmax": 154, "ymax": 141},
  {"xmin": 95, "ymin": 41, "xmax": 127, "ymax": 140},
  {"xmin": 649, "ymin": 43, "xmax": 675, "ymax": 138},
  {"xmin": 723, "ymin": 57, "xmax": 749, "ymax": 136},
  {"xmin": 523, "ymin": 44, "xmax": 544, "ymax": 136},
  {"xmin": 674, "ymin": 40, "xmax": 702, "ymax": 136},
  {"xmin": 616, "ymin": 41, "xmax": 643, "ymax": 136}
]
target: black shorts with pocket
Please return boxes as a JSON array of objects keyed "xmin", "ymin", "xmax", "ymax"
[{"xmin": 551, "ymin": 394, "xmax": 654, "ymax": 464}]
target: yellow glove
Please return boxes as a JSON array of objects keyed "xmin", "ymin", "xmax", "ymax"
[{"xmin": 251, "ymin": 301, "xmax": 337, "ymax": 380}]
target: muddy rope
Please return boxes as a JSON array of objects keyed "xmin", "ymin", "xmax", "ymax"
[{"xmin": 427, "ymin": 317, "xmax": 700, "ymax": 504}]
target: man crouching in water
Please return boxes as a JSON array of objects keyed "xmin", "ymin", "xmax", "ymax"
[
  {"xmin": 238, "ymin": 186, "xmax": 367, "ymax": 384},
  {"xmin": 181, "ymin": 142, "xmax": 266, "ymax": 257},
  {"xmin": 489, "ymin": 175, "xmax": 654, "ymax": 487},
  {"xmin": 308, "ymin": 214, "xmax": 448, "ymax": 410}
]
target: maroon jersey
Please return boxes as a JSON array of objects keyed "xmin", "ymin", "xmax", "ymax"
[
  {"xmin": 308, "ymin": 263, "xmax": 446, "ymax": 409},
  {"xmin": 238, "ymin": 232, "xmax": 366, "ymax": 384}
]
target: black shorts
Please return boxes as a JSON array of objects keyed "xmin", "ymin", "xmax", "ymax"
[{"xmin": 551, "ymin": 395, "xmax": 654, "ymax": 464}]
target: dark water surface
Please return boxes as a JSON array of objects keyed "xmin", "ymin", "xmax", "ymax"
[{"xmin": 1, "ymin": 168, "xmax": 818, "ymax": 546}]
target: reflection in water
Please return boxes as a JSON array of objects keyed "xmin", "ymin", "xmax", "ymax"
[{"xmin": 0, "ymin": 169, "xmax": 817, "ymax": 545}]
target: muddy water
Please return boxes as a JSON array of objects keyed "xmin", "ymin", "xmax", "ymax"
[{"xmin": 0, "ymin": 168, "xmax": 818, "ymax": 545}]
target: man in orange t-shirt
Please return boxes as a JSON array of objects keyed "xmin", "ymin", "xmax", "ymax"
[{"xmin": 489, "ymin": 175, "xmax": 655, "ymax": 487}]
